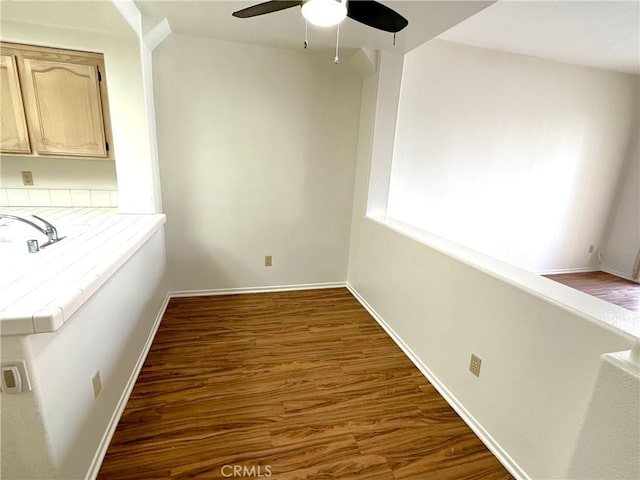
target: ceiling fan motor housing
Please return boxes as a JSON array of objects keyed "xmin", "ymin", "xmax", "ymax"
[
  {"xmin": 232, "ymin": 0, "xmax": 408, "ymax": 34},
  {"xmin": 301, "ymin": 0, "xmax": 348, "ymax": 27}
]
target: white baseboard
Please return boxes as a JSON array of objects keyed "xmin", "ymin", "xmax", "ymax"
[
  {"xmin": 345, "ymin": 283, "xmax": 529, "ymax": 480},
  {"xmin": 537, "ymin": 267, "xmax": 599, "ymax": 275},
  {"xmin": 168, "ymin": 282, "xmax": 347, "ymax": 298},
  {"xmin": 600, "ymin": 267, "xmax": 639, "ymax": 283},
  {"xmin": 86, "ymin": 292, "xmax": 171, "ymax": 480}
]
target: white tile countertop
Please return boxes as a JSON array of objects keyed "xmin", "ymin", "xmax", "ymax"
[{"xmin": 0, "ymin": 208, "xmax": 165, "ymax": 335}]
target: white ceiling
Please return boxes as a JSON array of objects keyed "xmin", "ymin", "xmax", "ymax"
[
  {"xmin": 439, "ymin": 1, "xmax": 640, "ymax": 75},
  {"xmin": 135, "ymin": 0, "xmax": 493, "ymax": 54},
  {"xmin": 137, "ymin": 0, "xmax": 640, "ymax": 75},
  {"xmin": 2, "ymin": 1, "xmax": 637, "ymax": 75},
  {"xmin": 0, "ymin": 1, "xmax": 133, "ymax": 37}
]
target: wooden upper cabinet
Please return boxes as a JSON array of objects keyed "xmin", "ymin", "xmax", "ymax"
[
  {"xmin": 22, "ymin": 59, "xmax": 107, "ymax": 157},
  {"xmin": 0, "ymin": 54, "xmax": 31, "ymax": 153},
  {"xmin": 0, "ymin": 42, "xmax": 113, "ymax": 159}
]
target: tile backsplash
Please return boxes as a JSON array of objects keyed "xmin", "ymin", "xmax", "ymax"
[{"xmin": 0, "ymin": 188, "xmax": 118, "ymax": 208}]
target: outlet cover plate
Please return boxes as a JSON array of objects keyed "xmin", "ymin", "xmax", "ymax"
[
  {"xmin": 92, "ymin": 371, "xmax": 102, "ymax": 398},
  {"xmin": 21, "ymin": 171, "xmax": 34, "ymax": 186},
  {"xmin": 469, "ymin": 354, "xmax": 482, "ymax": 377}
]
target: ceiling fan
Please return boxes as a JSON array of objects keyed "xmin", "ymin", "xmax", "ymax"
[{"xmin": 232, "ymin": 0, "xmax": 408, "ymax": 33}]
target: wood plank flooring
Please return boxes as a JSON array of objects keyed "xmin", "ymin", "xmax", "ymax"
[
  {"xmin": 545, "ymin": 271, "xmax": 640, "ymax": 312},
  {"xmin": 98, "ymin": 288, "xmax": 512, "ymax": 479}
]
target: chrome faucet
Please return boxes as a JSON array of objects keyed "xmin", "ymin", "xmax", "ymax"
[{"xmin": 0, "ymin": 214, "xmax": 65, "ymax": 248}]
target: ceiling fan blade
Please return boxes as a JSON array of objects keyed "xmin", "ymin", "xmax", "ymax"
[
  {"xmin": 347, "ymin": 0, "xmax": 408, "ymax": 33},
  {"xmin": 232, "ymin": 1, "xmax": 302, "ymax": 18}
]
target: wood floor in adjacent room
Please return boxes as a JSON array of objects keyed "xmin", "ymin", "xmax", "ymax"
[
  {"xmin": 98, "ymin": 288, "xmax": 512, "ymax": 479},
  {"xmin": 545, "ymin": 271, "xmax": 640, "ymax": 312}
]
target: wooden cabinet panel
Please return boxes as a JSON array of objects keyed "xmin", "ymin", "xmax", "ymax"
[
  {"xmin": 0, "ymin": 54, "xmax": 31, "ymax": 153},
  {"xmin": 0, "ymin": 41, "xmax": 113, "ymax": 159},
  {"xmin": 21, "ymin": 58, "xmax": 107, "ymax": 157}
]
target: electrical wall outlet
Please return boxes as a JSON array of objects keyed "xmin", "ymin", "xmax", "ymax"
[
  {"xmin": 91, "ymin": 371, "xmax": 102, "ymax": 398},
  {"xmin": 469, "ymin": 354, "xmax": 482, "ymax": 377},
  {"xmin": 0, "ymin": 361, "xmax": 31, "ymax": 394},
  {"xmin": 21, "ymin": 171, "xmax": 34, "ymax": 186},
  {"xmin": 264, "ymin": 255, "xmax": 272, "ymax": 267}
]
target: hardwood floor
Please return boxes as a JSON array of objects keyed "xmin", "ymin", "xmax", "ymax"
[
  {"xmin": 98, "ymin": 288, "xmax": 512, "ymax": 479},
  {"xmin": 545, "ymin": 271, "xmax": 640, "ymax": 312}
]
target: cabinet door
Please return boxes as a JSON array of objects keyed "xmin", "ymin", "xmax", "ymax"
[
  {"xmin": 21, "ymin": 58, "xmax": 107, "ymax": 157},
  {"xmin": 0, "ymin": 54, "xmax": 31, "ymax": 154}
]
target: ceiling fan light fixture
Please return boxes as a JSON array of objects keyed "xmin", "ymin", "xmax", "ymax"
[{"xmin": 301, "ymin": 0, "xmax": 347, "ymax": 27}]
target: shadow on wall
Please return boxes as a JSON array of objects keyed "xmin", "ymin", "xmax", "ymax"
[
  {"xmin": 58, "ymin": 288, "xmax": 165, "ymax": 476},
  {"xmin": 163, "ymin": 205, "xmax": 257, "ymax": 291}
]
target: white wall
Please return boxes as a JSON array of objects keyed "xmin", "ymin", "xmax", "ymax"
[
  {"xmin": 0, "ymin": 229, "xmax": 167, "ymax": 479},
  {"xmin": 154, "ymin": 34, "xmax": 362, "ymax": 291},
  {"xmin": 1, "ymin": 156, "xmax": 117, "ymax": 190},
  {"xmin": 567, "ymin": 349, "xmax": 640, "ymax": 479},
  {"xmin": 366, "ymin": 51, "xmax": 403, "ymax": 217},
  {"xmin": 387, "ymin": 39, "xmax": 639, "ymax": 273},
  {"xmin": 1, "ymin": 154, "xmax": 118, "ymax": 207},
  {"xmin": 0, "ymin": 2, "xmax": 157, "ymax": 213},
  {"xmin": 348, "ymin": 58, "xmax": 635, "ymax": 479},
  {"xmin": 602, "ymin": 132, "xmax": 640, "ymax": 280}
]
